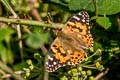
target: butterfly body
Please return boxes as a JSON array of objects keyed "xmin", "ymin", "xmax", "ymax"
[{"xmin": 46, "ymin": 11, "xmax": 94, "ymax": 72}]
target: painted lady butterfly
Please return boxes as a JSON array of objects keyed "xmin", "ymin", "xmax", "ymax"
[{"xmin": 46, "ymin": 11, "xmax": 94, "ymax": 72}]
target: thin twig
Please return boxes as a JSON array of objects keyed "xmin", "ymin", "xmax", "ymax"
[
  {"xmin": 40, "ymin": 45, "xmax": 49, "ymax": 80},
  {"xmin": 40, "ymin": 45, "xmax": 48, "ymax": 54},
  {"xmin": 93, "ymin": 0, "xmax": 98, "ymax": 16},
  {"xmin": 2, "ymin": 70, "xmax": 30, "ymax": 78},
  {"xmin": 22, "ymin": 25, "xmax": 32, "ymax": 34},
  {"xmin": 95, "ymin": 68, "xmax": 109, "ymax": 80},
  {"xmin": 1, "ymin": 0, "xmax": 17, "ymax": 17},
  {"xmin": 28, "ymin": 0, "xmax": 43, "ymax": 21},
  {"xmin": 17, "ymin": 25, "xmax": 24, "ymax": 66}
]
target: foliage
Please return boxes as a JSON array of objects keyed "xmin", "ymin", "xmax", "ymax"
[
  {"xmin": 68, "ymin": 0, "xmax": 95, "ymax": 12},
  {"xmin": 96, "ymin": 17, "xmax": 111, "ymax": 29},
  {"xmin": 26, "ymin": 32, "xmax": 48, "ymax": 49},
  {"xmin": 98, "ymin": 0, "xmax": 120, "ymax": 15},
  {"xmin": 0, "ymin": 0, "xmax": 120, "ymax": 80},
  {"xmin": 0, "ymin": 28, "xmax": 15, "ymax": 63}
]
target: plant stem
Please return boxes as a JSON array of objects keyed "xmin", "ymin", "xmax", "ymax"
[
  {"xmin": 82, "ymin": 65, "xmax": 97, "ymax": 69},
  {"xmin": 0, "ymin": 17, "xmax": 64, "ymax": 28}
]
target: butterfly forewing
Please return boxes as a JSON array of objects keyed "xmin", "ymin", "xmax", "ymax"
[{"xmin": 63, "ymin": 11, "xmax": 94, "ymax": 49}]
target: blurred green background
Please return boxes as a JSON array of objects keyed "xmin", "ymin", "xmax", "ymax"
[{"xmin": 0, "ymin": 0, "xmax": 120, "ymax": 80}]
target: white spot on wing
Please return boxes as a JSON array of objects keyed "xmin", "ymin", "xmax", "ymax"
[
  {"xmin": 88, "ymin": 26, "xmax": 90, "ymax": 29},
  {"xmin": 63, "ymin": 64, "xmax": 65, "ymax": 66},
  {"xmin": 51, "ymin": 65, "xmax": 54, "ymax": 67},
  {"xmin": 86, "ymin": 19, "xmax": 89, "ymax": 22},
  {"xmin": 53, "ymin": 62, "xmax": 57, "ymax": 65},
  {"xmin": 88, "ymin": 31, "xmax": 90, "ymax": 33},
  {"xmin": 67, "ymin": 61, "xmax": 71, "ymax": 65},
  {"xmin": 47, "ymin": 55, "xmax": 50, "ymax": 59},
  {"xmin": 46, "ymin": 62, "xmax": 48, "ymax": 65},
  {"xmin": 78, "ymin": 12, "xmax": 82, "ymax": 15},
  {"xmin": 58, "ymin": 64, "xmax": 61, "ymax": 67},
  {"xmin": 49, "ymin": 65, "xmax": 51, "ymax": 67},
  {"xmin": 82, "ymin": 14, "xmax": 85, "ymax": 17},
  {"xmin": 73, "ymin": 16, "xmax": 80, "ymax": 20},
  {"xmin": 50, "ymin": 58, "xmax": 53, "ymax": 61},
  {"xmin": 82, "ymin": 19, "xmax": 85, "ymax": 22},
  {"xmin": 48, "ymin": 55, "xmax": 53, "ymax": 61},
  {"xmin": 86, "ymin": 23, "xmax": 89, "ymax": 25}
]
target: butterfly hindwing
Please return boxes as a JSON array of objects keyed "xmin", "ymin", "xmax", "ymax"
[
  {"xmin": 46, "ymin": 38, "xmax": 87, "ymax": 72},
  {"xmin": 46, "ymin": 38, "xmax": 71, "ymax": 72}
]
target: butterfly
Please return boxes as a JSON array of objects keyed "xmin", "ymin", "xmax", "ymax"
[{"xmin": 45, "ymin": 11, "xmax": 94, "ymax": 72}]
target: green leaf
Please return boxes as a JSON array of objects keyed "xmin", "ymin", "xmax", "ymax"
[
  {"xmin": 68, "ymin": 0, "xmax": 95, "ymax": 12},
  {"xmin": 94, "ymin": 42, "xmax": 103, "ymax": 51},
  {"xmin": 0, "ymin": 42, "xmax": 13, "ymax": 63},
  {"xmin": 0, "ymin": 28, "xmax": 14, "ymax": 63},
  {"xmin": 13, "ymin": 62, "xmax": 28, "ymax": 70},
  {"xmin": 7, "ymin": 47, "xmax": 14, "ymax": 63},
  {"xmin": 96, "ymin": 17, "xmax": 111, "ymax": 30},
  {"xmin": 91, "ymin": 16, "xmax": 98, "ymax": 20},
  {"xmin": 26, "ymin": 32, "xmax": 48, "ymax": 49},
  {"xmin": 98, "ymin": 0, "xmax": 120, "ymax": 15},
  {"xmin": 0, "ymin": 27, "xmax": 14, "ymax": 41},
  {"xmin": 0, "ymin": 42, "xmax": 7, "ymax": 63},
  {"xmin": 32, "ymin": 27, "xmax": 43, "ymax": 33}
]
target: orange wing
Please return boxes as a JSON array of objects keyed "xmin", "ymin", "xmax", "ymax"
[
  {"xmin": 63, "ymin": 11, "xmax": 94, "ymax": 49},
  {"xmin": 46, "ymin": 38, "xmax": 87, "ymax": 72},
  {"xmin": 46, "ymin": 11, "xmax": 94, "ymax": 72}
]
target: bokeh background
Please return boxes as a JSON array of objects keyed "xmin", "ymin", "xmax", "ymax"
[{"xmin": 0, "ymin": 0, "xmax": 120, "ymax": 80}]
